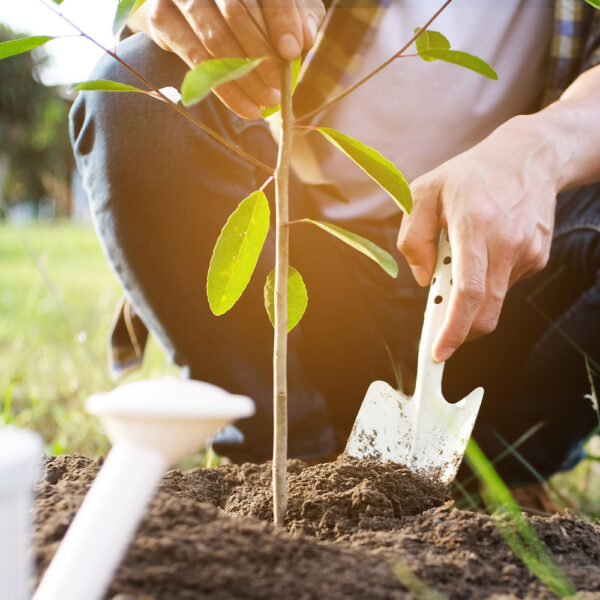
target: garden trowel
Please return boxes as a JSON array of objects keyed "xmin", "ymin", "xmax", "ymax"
[{"xmin": 345, "ymin": 230, "xmax": 483, "ymax": 485}]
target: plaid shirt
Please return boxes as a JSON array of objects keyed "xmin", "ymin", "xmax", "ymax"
[
  {"xmin": 111, "ymin": 0, "xmax": 600, "ymax": 377},
  {"xmin": 293, "ymin": 0, "xmax": 600, "ymax": 119}
]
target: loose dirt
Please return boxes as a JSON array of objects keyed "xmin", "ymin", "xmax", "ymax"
[{"xmin": 34, "ymin": 455, "xmax": 600, "ymax": 599}]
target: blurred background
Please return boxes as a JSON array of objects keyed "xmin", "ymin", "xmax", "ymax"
[
  {"xmin": 0, "ymin": 0, "xmax": 598, "ymax": 516},
  {"xmin": 0, "ymin": 0, "xmax": 176, "ymax": 458}
]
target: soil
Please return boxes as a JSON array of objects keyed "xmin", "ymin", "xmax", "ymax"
[{"xmin": 34, "ymin": 455, "xmax": 600, "ymax": 599}]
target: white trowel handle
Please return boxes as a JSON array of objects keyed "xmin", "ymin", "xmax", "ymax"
[{"xmin": 414, "ymin": 230, "xmax": 452, "ymax": 400}]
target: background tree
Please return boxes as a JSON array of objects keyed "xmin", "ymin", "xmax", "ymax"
[{"xmin": 0, "ymin": 24, "xmax": 71, "ymax": 216}]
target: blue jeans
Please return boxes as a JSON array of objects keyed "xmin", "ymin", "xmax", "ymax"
[{"xmin": 70, "ymin": 34, "xmax": 600, "ymax": 485}]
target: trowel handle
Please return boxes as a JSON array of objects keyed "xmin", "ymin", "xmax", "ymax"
[{"xmin": 414, "ymin": 231, "xmax": 452, "ymax": 400}]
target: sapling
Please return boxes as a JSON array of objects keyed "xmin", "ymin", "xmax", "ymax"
[{"xmin": 1, "ymin": 0, "xmax": 500, "ymax": 527}]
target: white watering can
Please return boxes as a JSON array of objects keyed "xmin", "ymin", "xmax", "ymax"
[
  {"xmin": 34, "ymin": 377, "xmax": 254, "ymax": 600},
  {"xmin": 0, "ymin": 426, "xmax": 43, "ymax": 600}
]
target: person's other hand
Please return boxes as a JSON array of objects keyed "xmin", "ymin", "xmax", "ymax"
[
  {"xmin": 142, "ymin": 0, "xmax": 325, "ymax": 119},
  {"xmin": 397, "ymin": 115, "xmax": 558, "ymax": 362}
]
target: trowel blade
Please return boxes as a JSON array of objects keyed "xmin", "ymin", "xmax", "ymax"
[{"xmin": 344, "ymin": 380, "xmax": 483, "ymax": 485}]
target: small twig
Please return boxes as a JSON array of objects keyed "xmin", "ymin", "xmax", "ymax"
[
  {"xmin": 259, "ymin": 175, "xmax": 275, "ymax": 192},
  {"xmin": 296, "ymin": 0, "xmax": 453, "ymax": 123},
  {"xmin": 39, "ymin": 0, "xmax": 274, "ymax": 176}
]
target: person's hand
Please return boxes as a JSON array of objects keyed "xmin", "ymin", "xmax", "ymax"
[
  {"xmin": 139, "ymin": 0, "xmax": 326, "ymax": 119},
  {"xmin": 397, "ymin": 115, "xmax": 558, "ymax": 362}
]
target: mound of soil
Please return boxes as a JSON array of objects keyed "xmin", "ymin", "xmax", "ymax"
[
  {"xmin": 34, "ymin": 455, "xmax": 600, "ymax": 599},
  {"xmin": 166, "ymin": 456, "xmax": 447, "ymax": 539}
]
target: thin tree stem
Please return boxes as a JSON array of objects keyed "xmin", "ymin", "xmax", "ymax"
[
  {"xmin": 296, "ymin": 0, "xmax": 453, "ymax": 124},
  {"xmin": 40, "ymin": 0, "xmax": 274, "ymax": 176},
  {"xmin": 272, "ymin": 60, "xmax": 292, "ymax": 528}
]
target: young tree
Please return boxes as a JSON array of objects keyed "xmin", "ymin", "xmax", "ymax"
[{"xmin": 0, "ymin": 0, "xmax": 499, "ymax": 527}]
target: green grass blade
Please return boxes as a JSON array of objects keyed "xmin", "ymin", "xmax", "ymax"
[
  {"xmin": 458, "ymin": 421, "xmax": 546, "ymax": 490},
  {"xmin": 301, "ymin": 219, "xmax": 398, "ymax": 278},
  {"xmin": 264, "ymin": 266, "xmax": 308, "ymax": 332},
  {"xmin": 72, "ymin": 80, "xmax": 146, "ymax": 93},
  {"xmin": 182, "ymin": 57, "xmax": 266, "ymax": 107},
  {"xmin": 113, "ymin": 0, "xmax": 147, "ymax": 35},
  {"xmin": 584, "ymin": 0, "xmax": 600, "ymax": 9},
  {"xmin": 207, "ymin": 191, "xmax": 270, "ymax": 315},
  {"xmin": 317, "ymin": 127, "xmax": 412, "ymax": 214},
  {"xmin": 466, "ymin": 440, "xmax": 576, "ymax": 597},
  {"xmin": 584, "ymin": 356, "xmax": 600, "ymax": 426},
  {"xmin": 0, "ymin": 36, "xmax": 55, "ymax": 61},
  {"xmin": 2, "ymin": 382, "xmax": 13, "ymax": 424}
]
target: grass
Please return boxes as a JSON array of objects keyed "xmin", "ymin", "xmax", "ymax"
[
  {"xmin": 0, "ymin": 220, "xmax": 177, "ymax": 455},
  {"xmin": 3, "ymin": 221, "xmax": 600, "ymax": 598},
  {"xmin": 465, "ymin": 439, "xmax": 576, "ymax": 598},
  {"xmin": 2, "ymin": 221, "xmax": 599, "ymax": 507}
]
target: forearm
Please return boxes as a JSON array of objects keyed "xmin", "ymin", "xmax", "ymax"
[{"xmin": 529, "ymin": 64, "xmax": 600, "ymax": 192}]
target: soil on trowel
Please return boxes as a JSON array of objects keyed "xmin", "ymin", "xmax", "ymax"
[{"xmin": 34, "ymin": 455, "xmax": 600, "ymax": 599}]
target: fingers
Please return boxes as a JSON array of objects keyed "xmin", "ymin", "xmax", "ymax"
[
  {"xmin": 469, "ymin": 252, "xmax": 512, "ymax": 339},
  {"xmin": 513, "ymin": 221, "xmax": 553, "ymax": 283},
  {"xmin": 433, "ymin": 227, "xmax": 487, "ymax": 362},
  {"xmin": 295, "ymin": 0, "xmax": 326, "ymax": 48},
  {"xmin": 149, "ymin": 0, "xmax": 261, "ymax": 118},
  {"xmin": 262, "ymin": 0, "xmax": 304, "ymax": 59},
  {"xmin": 397, "ymin": 179, "xmax": 441, "ymax": 287},
  {"xmin": 213, "ymin": 0, "xmax": 281, "ymax": 89},
  {"xmin": 173, "ymin": 0, "xmax": 280, "ymax": 116},
  {"xmin": 149, "ymin": 0, "xmax": 321, "ymax": 117},
  {"xmin": 148, "ymin": 0, "xmax": 197, "ymax": 53}
]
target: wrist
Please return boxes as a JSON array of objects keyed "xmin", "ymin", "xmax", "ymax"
[
  {"xmin": 494, "ymin": 112, "xmax": 564, "ymax": 192},
  {"xmin": 517, "ymin": 94, "xmax": 600, "ymax": 193}
]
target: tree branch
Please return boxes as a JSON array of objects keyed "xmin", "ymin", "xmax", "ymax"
[
  {"xmin": 40, "ymin": 0, "xmax": 274, "ymax": 176},
  {"xmin": 296, "ymin": 0, "xmax": 453, "ymax": 124}
]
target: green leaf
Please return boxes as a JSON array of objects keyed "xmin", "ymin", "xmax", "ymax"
[
  {"xmin": 71, "ymin": 80, "xmax": 147, "ymax": 93},
  {"xmin": 182, "ymin": 57, "xmax": 266, "ymax": 107},
  {"xmin": 414, "ymin": 28, "xmax": 450, "ymax": 61},
  {"xmin": 302, "ymin": 219, "xmax": 398, "ymax": 278},
  {"xmin": 414, "ymin": 27, "xmax": 498, "ymax": 79},
  {"xmin": 264, "ymin": 266, "xmax": 308, "ymax": 332},
  {"xmin": 420, "ymin": 49, "xmax": 498, "ymax": 79},
  {"xmin": 261, "ymin": 55, "xmax": 302, "ymax": 119},
  {"xmin": 317, "ymin": 127, "xmax": 412, "ymax": 214},
  {"xmin": 584, "ymin": 0, "xmax": 600, "ymax": 8},
  {"xmin": 113, "ymin": 0, "xmax": 147, "ymax": 36},
  {"xmin": 52, "ymin": 0, "xmax": 65, "ymax": 4},
  {"xmin": 0, "ymin": 36, "xmax": 55, "ymax": 61},
  {"xmin": 207, "ymin": 191, "xmax": 270, "ymax": 315}
]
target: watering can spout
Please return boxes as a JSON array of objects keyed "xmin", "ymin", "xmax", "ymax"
[{"xmin": 34, "ymin": 377, "xmax": 254, "ymax": 600}]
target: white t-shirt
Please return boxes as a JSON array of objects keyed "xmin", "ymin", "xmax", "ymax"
[{"xmin": 294, "ymin": 0, "xmax": 554, "ymax": 221}]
